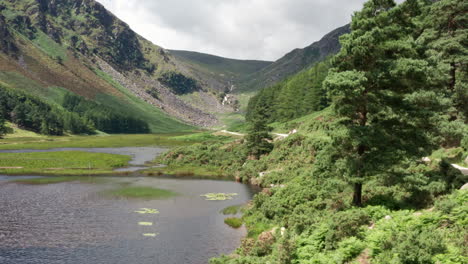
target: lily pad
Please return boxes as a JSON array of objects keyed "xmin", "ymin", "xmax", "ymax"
[
  {"xmin": 138, "ymin": 222, "xmax": 153, "ymax": 226},
  {"xmin": 134, "ymin": 208, "xmax": 160, "ymax": 214},
  {"xmin": 201, "ymin": 193, "xmax": 238, "ymax": 201},
  {"xmin": 142, "ymin": 233, "xmax": 158, "ymax": 237}
]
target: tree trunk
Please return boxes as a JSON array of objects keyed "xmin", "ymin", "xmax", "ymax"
[
  {"xmin": 352, "ymin": 183, "xmax": 362, "ymax": 206},
  {"xmin": 449, "ymin": 62, "xmax": 456, "ymax": 91}
]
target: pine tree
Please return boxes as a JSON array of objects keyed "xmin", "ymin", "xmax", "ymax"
[
  {"xmin": 0, "ymin": 115, "xmax": 7, "ymax": 139},
  {"xmin": 324, "ymin": 0, "xmax": 443, "ymax": 206},
  {"xmin": 246, "ymin": 102, "xmax": 273, "ymax": 159},
  {"xmin": 419, "ymin": 0, "xmax": 468, "ymax": 119}
]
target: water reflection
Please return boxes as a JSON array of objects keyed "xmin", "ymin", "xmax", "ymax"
[{"xmin": 0, "ymin": 177, "xmax": 256, "ymax": 264}]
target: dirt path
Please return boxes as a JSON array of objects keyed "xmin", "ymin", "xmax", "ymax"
[{"xmin": 452, "ymin": 164, "xmax": 468, "ymax": 175}]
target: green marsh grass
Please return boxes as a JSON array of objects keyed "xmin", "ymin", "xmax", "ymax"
[
  {"xmin": 0, "ymin": 151, "xmax": 131, "ymax": 175},
  {"xmin": 13, "ymin": 176, "xmax": 107, "ymax": 185},
  {"xmin": 106, "ymin": 186, "xmax": 178, "ymax": 199},
  {"xmin": 221, "ymin": 205, "xmax": 243, "ymax": 215},
  {"xmin": 0, "ymin": 133, "xmax": 203, "ymax": 150},
  {"xmin": 224, "ymin": 217, "xmax": 243, "ymax": 228}
]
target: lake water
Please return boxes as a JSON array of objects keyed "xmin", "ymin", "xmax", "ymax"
[
  {"xmin": 0, "ymin": 176, "xmax": 256, "ymax": 264},
  {"xmin": 0, "ymin": 147, "xmax": 257, "ymax": 264}
]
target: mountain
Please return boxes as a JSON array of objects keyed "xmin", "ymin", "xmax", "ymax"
[
  {"xmin": 237, "ymin": 24, "xmax": 350, "ymax": 92},
  {"xmin": 0, "ymin": 0, "xmax": 240, "ymax": 130},
  {"xmin": 0, "ymin": 0, "xmax": 349, "ymax": 133},
  {"xmin": 169, "ymin": 50, "xmax": 272, "ymax": 83}
]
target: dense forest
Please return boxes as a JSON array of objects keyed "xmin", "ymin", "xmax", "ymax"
[
  {"xmin": 62, "ymin": 93, "xmax": 150, "ymax": 134},
  {"xmin": 0, "ymin": 86, "xmax": 150, "ymax": 135},
  {"xmin": 246, "ymin": 59, "xmax": 331, "ymax": 123},
  {"xmin": 157, "ymin": 0, "xmax": 468, "ymax": 263}
]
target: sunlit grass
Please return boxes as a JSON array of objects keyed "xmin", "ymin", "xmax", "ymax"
[
  {"xmin": 0, "ymin": 151, "xmax": 131, "ymax": 175},
  {"xmin": 224, "ymin": 217, "xmax": 243, "ymax": 228},
  {"xmin": 221, "ymin": 204, "xmax": 243, "ymax": 215},
  {"xmin": 13, "ymin": 176, "xmax": 106, "ymax": 185},
  {"xmin": 0, "ymin": 133, "xmax": 206, "ymax": 150},
  {"xmin": 106, "ymin": 186, "xmax": 178, "ymax": 199}
]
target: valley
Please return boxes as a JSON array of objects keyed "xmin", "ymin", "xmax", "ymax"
[{"xmin": 0, "ymin": 0, "xmax": 467, "ymax": 264}]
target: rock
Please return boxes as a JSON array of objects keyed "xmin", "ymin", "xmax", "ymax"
[
  {"xmin": 262, "ymin": 188, "xmax": 272, "ymax": 196},
  {"xmin": 289, "ymin": 129, "xmax": 298, "ymax": 135},
  {"xmin": 280, "ymin": 227, "xmax": 286, "ymax": 236},
  {"xmin": 384, "ymin": 215, "xmax": 392, "ymax": 220},
  {"xmin": 461, "ymin": 183, "xmax": 468, "ymax": 190},
  {"xmin": 422, "ymin": 157, "xmax": 431, "ymax": 162},
  {"xmin": 257, "ymin": 230, "xmax": 275, "ymax": 246}
]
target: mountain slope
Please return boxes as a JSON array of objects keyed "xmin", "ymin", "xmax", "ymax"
[
  {"xmin": 169, "ymin": 50, "xmax": 271, "ymax": 82},
  {"xmin": 0, "ymin": 0, "xmax": 237, "ymax": 129},
  {"xmin": 237, "ymin": 24, "xmax": 350, "ymax": 92}
]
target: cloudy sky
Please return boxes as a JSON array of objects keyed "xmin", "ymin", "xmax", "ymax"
[{"xmin": 96, "ymin": 0, "xmax": 402, "ymax": 61}]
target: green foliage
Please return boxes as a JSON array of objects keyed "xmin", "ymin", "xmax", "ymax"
[
  {"xmin": 93, "ymin": 69, "xmax": 194, "ymax": 133},
  {"xmin": 418, "ymin": 0, "xmax": 468, "ymax": 120},
  {"xmin": 31, "ymin": 31, "xmax": 67, "ymax": 62},
  {"xmin": 62, "ymin": 93, "xmax": 150, "ymax": 134},
  {"xmin": 224, "ymin": 217, "xmax": 243, "ymax": 228},
  {"xmin": 13, "ymin": 176, "xmax": 106, "ymax": 185},
  {"xmin": 222, "ymin": 205, "xmax": 243, "ymax": 215},
  {"xmin": 246, "ymin": 59, "xmax": 331, "ymax": 123},
  {"xmin": 158, "ymin": 72, "xmax": 201, "ymax": 94},
  {"xmin": 106, "ymin": 186, "xmax": 178, "ymax": 199},
  {"xmin": 0, "ymin": 114, "xmax": 6, "ymax": 138},
  {"xmin": 323, "ymin": 0, "xmax": 444, "ymax": 206},
  {"xmin": 0, "ymin": 151, "xmax": 131, "ymax": 175},
  {"xmin": 0, "ymin": 85, "xmax": 94, "ymax": 135},
  {"xmin": 246, "ymin": 106, "xmax": 273, "ymax": 159}
]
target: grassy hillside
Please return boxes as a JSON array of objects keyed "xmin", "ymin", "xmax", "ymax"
[
  {"xmin": 237, "ymin": 25, "xmax": 349, "ymax": 93},
  {"xmin": 156, "ymin": 108, "xmax": 468, "ymax": 264},
  {"xmin": 0, "ymin": 0, "xmax": 200, "ymax": 133},
  {"xmin": 169, "ymin": 50, "xmax": 271, "ymax": 81}
]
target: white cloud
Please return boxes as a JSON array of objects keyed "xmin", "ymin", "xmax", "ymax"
[{"xmin": 96, "ymin": 0, "xmax": 404, "ymax": 61}]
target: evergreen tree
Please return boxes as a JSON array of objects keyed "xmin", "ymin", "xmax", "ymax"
[
  {"xmin": 419, "ymin": 0, "xmax": 468, "ymax": 120},
  {"xmin": 0, "ymin": 115, "xmax": 6, "ymax": 139},
  {"xmin": 324, "ymin": 0, "xmax": 443, "ymax": 206},
  {"xmin": 246, "ymin": 102, "xmax": 273, "ymax": 159}
]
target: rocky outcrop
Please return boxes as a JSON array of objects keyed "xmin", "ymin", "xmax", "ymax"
[{"xmin": 96, "ymin": 58, "xmax": 219, "ymax": 127}]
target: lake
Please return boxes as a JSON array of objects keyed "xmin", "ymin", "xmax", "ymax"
[{"xmin": 0, "ymin": 148, "xmax": 257, "ymax": 264}]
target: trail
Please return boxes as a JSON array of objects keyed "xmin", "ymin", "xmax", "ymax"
[
  {"xmin": 219, "ymin": 130, "xmax": 290, "ymax": 139},
  {"xmin": 451, "ymin": 164, "xmax": 468, "ymax": 175}
]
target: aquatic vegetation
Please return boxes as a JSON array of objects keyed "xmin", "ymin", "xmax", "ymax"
[
  {"xmin": 142, "ymin": 233, "xmax": 158, "ymax": 237},
  {"xmin": 106, "ymin": 186, "xmax": 178, "ymax": 199},
  {"xmin": 221, "ymin": 205, "xmax": 243, "ymax": 215},
  {"xmin": 13, "ymin": 176, "xmax": 106, "ymax": 185},
  {"xmin": 201, "ymin": 193, "xmax": 238, "ymax": 201},
  {"xmin": 224, "ymin": 217, "xmax": 243, "ymax": 229},
  {"xmin": 138, "ymin": 222, "xmax": 153, "ymax": 226},
  {"xmin": 134, "ymin": 208, "xmax": 160, "ymax": 214},
  {"xmin": 0, "ymin": 133, "xmax": 209, "ymax": 151},
  {"xmin": 0, "ymin": 151, "xmax": 131, "ymax": 176}
]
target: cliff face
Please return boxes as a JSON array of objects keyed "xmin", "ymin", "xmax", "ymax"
[{"xmin": 238, "ymin": 24, "xmax": 350, "ymax": 92}]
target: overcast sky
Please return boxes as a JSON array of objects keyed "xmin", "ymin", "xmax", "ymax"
[{"xmin": 96, "ymin": 0, "xmax": 403, "ymax": 61}]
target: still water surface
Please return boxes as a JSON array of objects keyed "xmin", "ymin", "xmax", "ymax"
[
  {"xmin": 0, "ymin": 147, "xmax": 256, "ymax": 264},
  {"xmin": 0, "ymin": 176, "xmax": 256, "ymax": 264}
]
